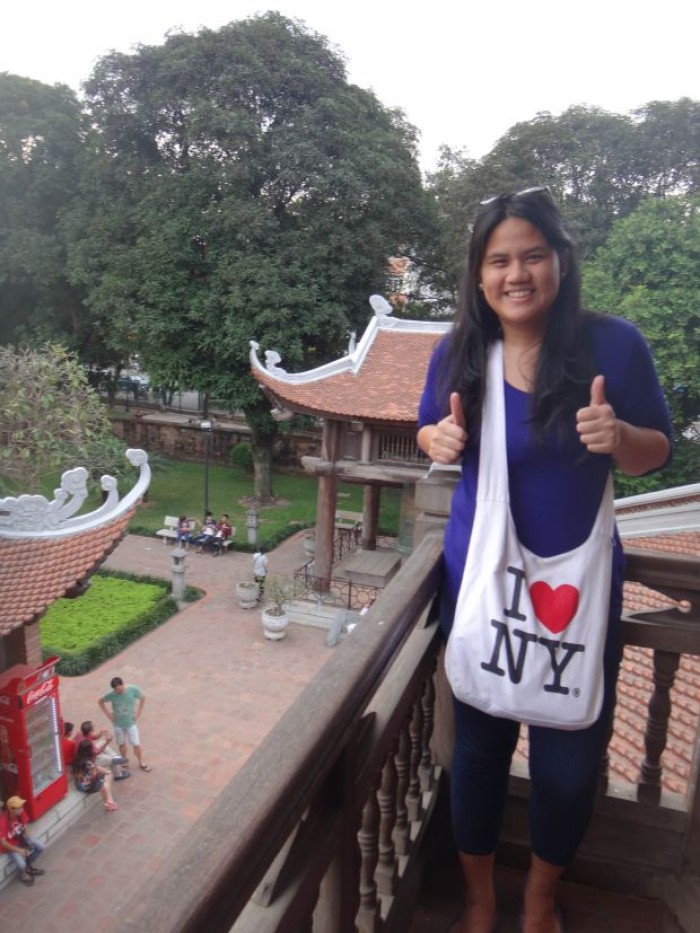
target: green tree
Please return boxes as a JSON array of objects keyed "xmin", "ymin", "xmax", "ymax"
[
  {"xmin": 0, "ymin": 74, "xmax": 89, "ymax": 350},
  {"xmin": 0, "ymin": 344, "xmax": 126, "ymax": 494},
  {"xmin": 583, "ymin": 196, "xmax": 700, "ymax": 493},
  {"xmin": 65, "ymin": 13, "xmax": 432, "ymax": 500},
  {"xmin": 426, "ymin": 100, "xmax": 700, "ymax": 297}
]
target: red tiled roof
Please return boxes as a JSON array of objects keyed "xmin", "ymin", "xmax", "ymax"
[
  {"xmin": 254, "ymin": 329, "xmax": 444, "ymax": 423},
  {"xmin": 0, "ymin": 508, "xmax": 135, "ymax": 636},
  {"xmin": 623, "ymin": 530, "xmax": 700, "ymax": 558}
]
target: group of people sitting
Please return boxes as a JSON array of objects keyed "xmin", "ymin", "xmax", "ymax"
[
  {"xmin": 62, "ymin": 720, "xmax": 129, "ymax": 813},
  {"xmin": 176, "ymin": 511, "xmax": 233, "ymax": 555}
]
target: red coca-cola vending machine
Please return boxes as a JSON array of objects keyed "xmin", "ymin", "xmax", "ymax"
[{"xmin": 0, "ymin": 657, "xmax": 68, "ymax": 820}]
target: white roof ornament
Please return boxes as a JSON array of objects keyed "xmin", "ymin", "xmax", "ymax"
[
  {"xmin": 348, "ymin": 331, "xmax": 357, "ymax": 354},
  {"xmin": 0, "ymin": 449, "xmax": 151, "ymax": 539},
  {"xmin": 264, "ymin": 350, "xmax": 286, "ymax": 374},
  {"xmin": 369, "ymin": 294, "xmax": 392, "ymax": 318}
]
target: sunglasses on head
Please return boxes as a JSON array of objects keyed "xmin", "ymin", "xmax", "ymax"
[{"xmin": 479, "ymin": 186, "xmax": 552, "ymax": 206}]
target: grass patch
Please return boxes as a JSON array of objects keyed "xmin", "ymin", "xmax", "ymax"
[
  {"xmin": 41, "ymin": 569, "xmax": 201, "ymax": 677},
  {"xmin": 131, "ymin": 458, "xmax": 400, "ymax": 549}
]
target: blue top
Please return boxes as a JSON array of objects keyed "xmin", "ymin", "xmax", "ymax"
[{"xmin": 418, "ymin": 315, "xmax": 672, "ymax": 630}]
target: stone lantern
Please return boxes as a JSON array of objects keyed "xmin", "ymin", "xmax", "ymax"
[
  {"xmin": 246, "ymin": 507, "xmax": 260, "ymax": 545},
  {"xmin": 171, "ymin": 546, "xmax": 187, "ymax": 605}
]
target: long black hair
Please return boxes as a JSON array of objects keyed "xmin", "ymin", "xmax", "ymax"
[
  {"xmin": 443, "ymin": 188, "xmax": 597, "ymax": 440},
  {"xmin": 74, "ymin": 738, "xmax": 95, "ymax": 777}
]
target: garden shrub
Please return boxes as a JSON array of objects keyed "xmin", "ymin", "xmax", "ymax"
[
  {"xmin": 40, "ymin": 570, "xmax": 201, "ymax": 676},
  {"xmin": 229, "ymin": 442, "xmax": 254, "ymax": 473}
]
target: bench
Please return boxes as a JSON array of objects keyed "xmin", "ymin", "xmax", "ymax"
[
  {"xmin": 334, "ymin": 510, "xmax": 363, "ymax": 532},
  {"xmin": 156, "ymin": 517, "xmax": 235, "ymax": 551},
  {"xmin": 156, "ymin": 515, "xmax": 180, "ymax": 544},
  {"xmin": 195, "ymin": 528, "xmax": 236, "ymax": 553}
]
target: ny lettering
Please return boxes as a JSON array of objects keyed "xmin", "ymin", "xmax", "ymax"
[{"xmin": 479, "ymin": 566, "xmax": 585, "ymax": 695}]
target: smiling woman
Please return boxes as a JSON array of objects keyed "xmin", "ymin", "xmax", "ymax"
[{"xmin": 417, "ymin": 187, "xmax": 672, "ymax": 933}]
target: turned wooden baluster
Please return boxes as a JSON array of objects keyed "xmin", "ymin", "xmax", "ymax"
[
  {"xmin": 393, "ymin": 719, "xmax": 411, "ymax": 856},
  {"xmin": 356, "ymin": 775, "xmax": 382, "ymax": 932},
  {"xmin": 375, "ymin": 738, "xmax": 399, "ymax": 896},
  {"xmin": 419, "ymin": 668, "xmax": 436, "ymax": 793},
  {"xmin": 406, "ymin": 696, "xmax": 424, "ymax": 822},
  {"xmin": 637, "ymin": 648, "xmax": 681, "ymax": 804}
]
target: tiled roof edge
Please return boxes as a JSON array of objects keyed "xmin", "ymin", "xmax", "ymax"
[{"xmin": 249, "ymin": 309, "xmax": 450, "ymax": 387}]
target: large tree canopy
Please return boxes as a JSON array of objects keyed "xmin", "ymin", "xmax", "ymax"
[
  {"xmin": 64, "ymin": 13, "xmax": 434, "ymax": 498},
  {"xmin": 583, "ymin": 195, "xmax": 700, "ymax": 493},
  {"xmin": 0, "ymin": 74, "xmax": 88, "ymax": 349}
]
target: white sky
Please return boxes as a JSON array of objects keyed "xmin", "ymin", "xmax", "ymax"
[{"xmin": 3, "ymin": 0, "xmax": 699, "ymax": 172}]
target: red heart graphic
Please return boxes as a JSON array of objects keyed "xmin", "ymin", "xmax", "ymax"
[{"xmin": 529, "ymin": 582, "xmax": 579, "ymax": 634}]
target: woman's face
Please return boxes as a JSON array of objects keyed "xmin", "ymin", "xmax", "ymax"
[{"xmin": 479, "ymin": 216, "xmax": 563, "ymax": 339}]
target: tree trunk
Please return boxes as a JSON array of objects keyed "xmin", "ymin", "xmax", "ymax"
[
  {"xmin": 245, "ymin": 403, "xmax": 278, "ymax": 503},
  {"xmin": 251, "ymin": 433, "xmax": 274, "ymax": 502}
]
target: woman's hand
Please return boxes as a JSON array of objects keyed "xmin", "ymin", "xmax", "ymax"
[
  {"xmin": 577, "ymin": 375, "xmax": 670, "ymax": 475},
  {"xmin": 576, "ymin": 376, "xmax": 619, "ymax": 454},
  {"xmin": 418, "ymin": 393, "xmax": 468, "ymax": 465}
]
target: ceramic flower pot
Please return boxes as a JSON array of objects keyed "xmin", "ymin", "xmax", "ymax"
[
  {"xmin": 261, "ymin": 606, "xmax": 289, "ymax": 641},
  {"xmin": 236, "ymin": 581, "xmax": 259, "ymax": 609}
]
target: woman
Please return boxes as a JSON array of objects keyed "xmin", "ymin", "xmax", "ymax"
[
  {"xmin": 417, "ymin": 188, "xmax": 671, "ymax": 933},
  {"xmin": 73, "ymin": 738, "xmax": 119, "ymax": 812}
]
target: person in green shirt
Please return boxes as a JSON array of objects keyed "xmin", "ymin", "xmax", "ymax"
[{"xmin": 98, "ymin": 677, "xmax": 151, "ymax": 772}]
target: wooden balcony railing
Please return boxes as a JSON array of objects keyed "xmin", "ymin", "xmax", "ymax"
[{"xmin": 121, "ymin": 536, "xmax": 700, "ymax": 933}]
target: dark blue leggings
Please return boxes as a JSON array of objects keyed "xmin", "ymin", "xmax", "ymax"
[{"xmin": 450, "ymin": 616, "xmax": 621, "ymax": 866}]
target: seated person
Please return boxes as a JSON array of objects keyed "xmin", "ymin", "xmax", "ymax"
[
  {"xmin": 75, "ymin": 720, "xmax": 130, "ymax": 780},
  {"xmin": 62, "ymin": 721, "xmax": 76, "ymax": 769},
  {"xmin": 207, "ymin": 513, "xmax": 233, "ymax": 555},
  {"xmin": 176, "ymin": 515, "xmax": 198, "ymax": 547},
  {"xmin": 0, "ymin": 796, "xmax": 45, "ymax": 887},
  {"xmin": 191, "ymin": 511, "xmax": 217, "ymax": 550},
  {"xmin": 73, "ymin": 739, "xmax": 119, "ymax": 812}
]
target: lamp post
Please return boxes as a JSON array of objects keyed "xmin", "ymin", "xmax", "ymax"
[{"xmin": 201, "ymin": 419, "xmax": 212, "ymax": 519}]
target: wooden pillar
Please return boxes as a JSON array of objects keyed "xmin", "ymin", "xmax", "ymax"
[
  {"xmin": 361, "ymin": 484, "xmax": 380, "ymax": 551},
  {"xmin": 313, "ymin": 420, "xmax": 342, "ymax": 593},
  {"xmin": 360, "ymin": 426, "xmax": 373, "ymax": 465},
  {"xmin": 2, "ymin": 620, "xmax": 42, "ymax": 672}
]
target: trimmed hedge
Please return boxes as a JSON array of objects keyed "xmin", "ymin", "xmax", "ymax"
[{"xmin": 41, "ymin": 569, "xmax": 202, "ymax": 677}]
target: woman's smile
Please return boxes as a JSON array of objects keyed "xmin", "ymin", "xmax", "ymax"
[{"xmin": 479, "ymin": 216, "xmax": 563, "ymax": 337}]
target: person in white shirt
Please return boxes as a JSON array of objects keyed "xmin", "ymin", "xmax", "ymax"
[{"xmin": 252, "ymin": 548, "xmax": 268, "ymax": 602}]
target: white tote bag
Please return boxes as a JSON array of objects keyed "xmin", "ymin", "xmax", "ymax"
[{"xmin": 445, "ymin": 341, "xmax": 614, "ymax": 729}]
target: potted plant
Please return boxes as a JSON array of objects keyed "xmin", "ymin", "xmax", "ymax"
[{"xmin": 261, "ymin": 575, "xmax": 306, "ymax": 641}]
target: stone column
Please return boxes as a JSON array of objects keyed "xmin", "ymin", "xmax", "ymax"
[
  {"xmin": 413, "ymin": 465, "xmax": 460, "ymax": 546},
  {"xmin": 171, "ymin": 547, "xmax": 187, "ymax": 606}
]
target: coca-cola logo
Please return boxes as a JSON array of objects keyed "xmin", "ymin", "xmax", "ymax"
[{"xmin": 25, "ymin": 680, "xmax": 54, "ymax": 706}]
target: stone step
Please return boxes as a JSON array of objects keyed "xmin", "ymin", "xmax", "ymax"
[{"xmin": 285, "ymin": 599, "xmax": 341, "ymax": 630}]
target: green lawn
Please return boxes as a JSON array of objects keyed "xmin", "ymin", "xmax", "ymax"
[{"xmin": 131, "ymin": 458, "xmax": 400, "ymax": 548}]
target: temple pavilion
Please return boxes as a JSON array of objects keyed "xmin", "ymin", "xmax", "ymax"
[{"xmin": 250, "ymin": 298, "xmax": 450, "ymax": 596}]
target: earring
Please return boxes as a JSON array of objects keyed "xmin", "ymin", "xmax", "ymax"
[{"xmin": 478, "ymin": 283, "xmax": 484, "ymax": 290}]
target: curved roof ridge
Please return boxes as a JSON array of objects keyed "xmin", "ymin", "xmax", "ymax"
[{"xmin": 0, "ymin": 449, "xmax": 151, "ymax": 540}]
